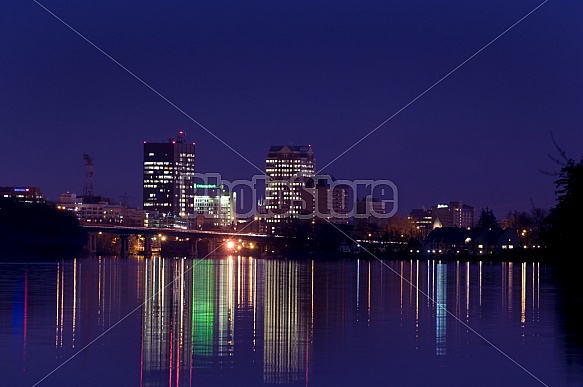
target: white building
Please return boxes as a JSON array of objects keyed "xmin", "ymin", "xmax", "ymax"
[
  {"xmin": 194, "ymin": 186, "xmax": 236, "ymax": 229},
  {"xmin": 57, "ymin": 192, "xmax": 146, "ymax": 227}
]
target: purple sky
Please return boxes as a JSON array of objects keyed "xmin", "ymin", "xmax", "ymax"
[{"xmin": 1, "ymin": 1, "xmax": 582, "ymax": 217}]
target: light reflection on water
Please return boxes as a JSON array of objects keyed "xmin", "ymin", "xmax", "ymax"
[{"xmin": 0, "ymin": 256, "xmax": 582, "ymax": 386}]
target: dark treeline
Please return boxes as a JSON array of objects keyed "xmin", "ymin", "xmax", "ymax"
[
  {"xmin": 0, "ymin": 198, "xmax": 87, "ymax": 259},
  {"xmin": 540, "ymin": 154, "xmax": 583, "ymax": 352},
  {"xmin": 541, "ymin": 156, "xmax": 583, "ymax": 259}
]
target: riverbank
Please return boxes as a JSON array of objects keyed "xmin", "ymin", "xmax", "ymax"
[{"xmin": 0, "ymin": 198, "xmax": 87, "ymax": 260}]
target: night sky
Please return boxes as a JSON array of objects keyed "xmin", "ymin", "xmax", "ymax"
[{"xmin": 1, "ymin": 0, "xmax": 582, "ymax": 217}]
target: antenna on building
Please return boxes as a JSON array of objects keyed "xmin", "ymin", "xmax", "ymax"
[
  {"xmin": 168, "ymin": 131, "xmax": 186, "ymax": 144},
  {"xmin": 83, "ymin": 154, "xmax": 94, "ymax": 200}
]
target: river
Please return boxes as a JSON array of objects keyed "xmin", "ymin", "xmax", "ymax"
[{"xmin": 1, "ymin": 255, "xmax": 581, "ymax": 386}]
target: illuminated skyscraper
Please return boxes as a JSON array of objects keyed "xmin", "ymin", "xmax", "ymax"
[
  {"xmin": 264, "ymin": 145, "xmax": 315, "ymax": 234},
  {"xmin": 143, "ymin": 131, "xmax": 195, "ymax": 219}
]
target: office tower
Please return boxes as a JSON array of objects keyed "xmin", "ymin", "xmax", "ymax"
[
  {"xmin": 408, "ymin": 208, "xmax": 433, "ymax": 238},
  {"xmin": 431, "ymin": 201, "xmax": 475, "ymax": 228},
  {"xmin": 143, "ymin": 131, "xmax": 195, "ymax": 219},
  {"xmin": 353, "ymin": 197, "xmax": 389, "ymax": 230},
  {"xmin": 304, "ymin": 175, "xmax": 350, "ymax": 224},
  {"xmin": 264, "ymin": 145, "xmax": 315, "ymax": 233}
]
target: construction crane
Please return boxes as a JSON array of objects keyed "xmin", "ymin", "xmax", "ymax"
[{"xmin": 83, "ymin": 154, "xmax": 94, "ymax": 200}]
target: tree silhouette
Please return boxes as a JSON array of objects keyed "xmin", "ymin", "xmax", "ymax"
[
  {"xmin": 477, "ymin": 207, "xmax": 498, "ymax": 228},
  {"xmin": 543, "ymin": 157, "xmax": 583, "ymax": 254}
]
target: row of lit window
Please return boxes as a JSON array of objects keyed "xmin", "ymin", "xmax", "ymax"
[
  {"xmin": 143, "ymin": 170, "xmax": 175, "ymax": 175},
  {"xmin": 144, "ymin": 166, "xmax": 174, "ymax": 171},
  {"xmin": 266, "ymin": 164, "xmax": 308, "ymax": 169},
  {"xmin": 266, "ymin": 158, "xmax": 308, "ymax": 163},
  {"xmin": 266, "ymin": 181, "xmax": 306, "ymax": 186},
  {"xmin": 144, "ymin": 161, "xmax": 171, "ymax": 165},
  {"xmin": 144, "ymin": 176, "xmax": 173, "ymax": 181},
  {"xmin": 144, "ymin": 202, "xmax": 171, "ymax": 207}
]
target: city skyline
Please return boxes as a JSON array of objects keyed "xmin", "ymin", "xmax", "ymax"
[{"xmin": 2, "ymin": 1, "xmax": 582, "ymax": 217}]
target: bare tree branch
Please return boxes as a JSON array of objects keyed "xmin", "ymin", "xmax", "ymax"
[
  {"xmin": 538, "ymin": 168, "xmax": 559, "ymax": 176},
  {"xmin": 550, "ymin": 131, "xmax": 569, "ymax": 164}
]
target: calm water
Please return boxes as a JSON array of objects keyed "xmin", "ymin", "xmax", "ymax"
[{"xmin": 1, "ymin": 256, "xmax": 582, "ymax": 386}]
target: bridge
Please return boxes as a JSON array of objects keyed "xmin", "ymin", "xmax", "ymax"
[{"xmin": 82, "ymin": 225, "xmax": 284, "ymax": 258}]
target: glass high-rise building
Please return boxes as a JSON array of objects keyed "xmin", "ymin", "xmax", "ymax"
[{"xmin": 143, "ymin": 131, "xmax": 195, "ymax": 219}]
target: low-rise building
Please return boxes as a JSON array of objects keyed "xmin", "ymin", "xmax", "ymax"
[
  {"xmin": 193, "ymin": 184, "xmax": 236, "ymax": 229},
  {"xmin": 57, "ymin": 192, "xmax": 146, "ymax": 227},
  {"xmin": 423, "ymin": 226, "xmax": 520, "ymax": 255},
  {"xmin": 423, "ymin": 227, "xmax": 470, "ymax": 255},
  {"xmin": 468, "ymin": 227, "xmax": 521, "ymax": 255},
  {"xmin": 0, "ymin": 186, "xmax": 45, "ymax": 203}
]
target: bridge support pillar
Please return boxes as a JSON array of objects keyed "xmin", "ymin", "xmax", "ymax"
[
  {"xmin": 143, "ymin": 235, "xmax": 152, "ymax": 257},
  {"xmin": 87, "ymin": 232, "xmax": 98, "ymax": 256},
  {"xmin": 191, "ymin": 240, "xmax": 198, "ymax": 259},
  {"xmin": 120, "ymin": 234, "xmax": 130, "ymax": 258},
  {"xmin": 209, "ymin": 239, "xmax": 217, "ymax": 258}
]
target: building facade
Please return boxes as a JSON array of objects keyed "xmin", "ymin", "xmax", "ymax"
[
  {"xmin": 408, "ymin": 208, "xmax": 433, "ymax": 238},
  {"xmin": 0, "ymin": 186, "xmax": 45, "ymax": 203},
  {"xmin": 304, "ymin": 175, "xmax": 350, "ymax": 224},
  {"xmin": 354, "ymin": 197, "xmax": 389, "ymax": 230},
  {"xmin": 264, "ymin": 145, "xmax": 315, "ymax": 234},
  {"xmin": 431, "ymin": 201, "xmax": 475, "ymax": 229},
  {"xmin": 57, "ymin": 192, "xmax": 146, "ymax": 227},
  {"xmin": 143, "ymin": 131, "xmax": 196, "ymax": 221},
  {"xmin": 194, "ymin": 184, "xmax": 236, "ymax": 229}
]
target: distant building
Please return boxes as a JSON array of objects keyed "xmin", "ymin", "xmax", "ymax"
[
  {"xmin": 57, "ymin": 192, "xmax": 146, "ymax": 227},
  {"xmin": 408, "ymin": 208, "xmax": 433, "ymax": 238},
  {"xmin": 143, "ymin": 131, "xmax": 196, "ymax": 221},
  {"xmin": 423, "ymin": 227, "xmax": 470, "ymax": 255},
  {"xmin": 264, "ymin": 145, "xmax": 315, "ymax": 234},
  {"xmin": 304, "ymin": 175, "xmax": 350, "ymax": 224},
  {"xmin": 57, "ymin": 192, "xmax": 83, "ymax": 210},
  {"xmin": 431, "ymin": 201, "xmax": 474, "ymax": 229},
  {"xmin": 193, "ymin": 184, "xmax": 236, "ymax": 229},
  {"xmin": 423, "ymin": 226, "xmax": 520, "ymax": 255},
  {"xmin": 354, "ymin": 197, "xmax": 388, "ymax": 230},
  {"xmin": 0, "ymin": 186, "xmax": 45, "ymax": 203},
  {"xmin": 468, "ymin": 227, "xmax": 521, "ymax": 255}
]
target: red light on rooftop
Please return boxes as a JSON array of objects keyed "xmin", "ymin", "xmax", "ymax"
[
  {"xmin": 143, "ymin": 141, "xmax": 147, "ymax": 144},
  {"xmin": 172, "ymin": 140, "xmax": 176, "ymax": 144}
]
